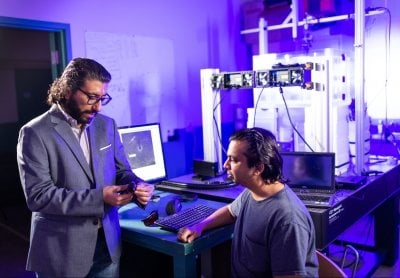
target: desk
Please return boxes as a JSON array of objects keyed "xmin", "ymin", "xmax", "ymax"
[
  {"xmin": 156, "ymin": 162, "xmax": 400, "ymax": 275},
  {"xmin": 119, "ymin": 191, "xmax": 233, "ymax": 277},
  {"xmin": 310, "ymin": 162, "xmax": 400, "ymax": 273}
]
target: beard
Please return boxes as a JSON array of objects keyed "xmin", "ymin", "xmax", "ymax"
[{"xmin": 64, "ymin": 98, "xmax": 97, "ymax": 125}]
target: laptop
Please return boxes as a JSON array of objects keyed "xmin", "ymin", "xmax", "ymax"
[
  {"xmin": 280, "ymin": 151, "xmax": 336, "ymax": 208},
  {"xmin": 118, "ymin": 123, "xmax": 168, "ymax": 184}
]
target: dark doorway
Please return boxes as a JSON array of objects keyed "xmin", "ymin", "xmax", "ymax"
[
  {"xmin": 0, "ymin": 18, "xmax": 71, "ymax": 278},
  {"xmin": 15, "ymin": 69, "xmax": 53, "ymax": 126},
  {"xmin": 0, "ymin": 17, "xmax": 71, "ymax": 205}
]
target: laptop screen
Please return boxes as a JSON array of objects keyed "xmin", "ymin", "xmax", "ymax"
[
  {"xmin": 118, "ymin": 123, "xmax": 167, "ymax": 184},
  {"xmin": 280, "ymin": 151, "xmax": 335, "ymax": 191}
]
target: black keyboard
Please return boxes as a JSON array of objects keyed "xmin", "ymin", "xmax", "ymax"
[
  {"xmin": 297, "ymin": 194, "xmax": 331, "ymax": 202},
  {"xmin": 154, "ymin": 204, "xmax": 216, "ymax": 232},
  {"xmin": 295, "ymin": 193, "xmax": 332, "ymax": 208}
]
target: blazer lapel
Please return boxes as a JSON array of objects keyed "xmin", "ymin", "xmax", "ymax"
[
  {"xmin": 87, "ymin": 124, "xmax": 99, "ymax": 188},
  {"xmin": 50, "ymin": 107, "xmax": 94, "ymax": 183}
]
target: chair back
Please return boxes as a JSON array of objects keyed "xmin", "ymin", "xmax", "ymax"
[{"xmin": 317, "ymin": 250, "xmax": 347, "ymax": 278}]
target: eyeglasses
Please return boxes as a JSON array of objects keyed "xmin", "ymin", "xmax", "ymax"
[{"xmin": 78, "ymin": 88, "xmax": 112, "ymax": 106}]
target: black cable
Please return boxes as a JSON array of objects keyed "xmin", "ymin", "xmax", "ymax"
[
  {"xmin": 253, "ymin": 85, "xmax": 267, "ymax": 127},
  {"xmin": 212, "ymin": 91, "xmax": 228, "ymax": 156},
  {"xmin": 279, "ymin": 86, "xmax": 315, "ymax": 152},
  {"xmin": 213, "ymin": 90, "xmax": 226, "ymax": 113}
]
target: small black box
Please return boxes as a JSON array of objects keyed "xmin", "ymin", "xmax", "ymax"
[
  {"xmin": 335, "ymin": 175, "xmax": 367, "ymax": 190},
  {"xmin": 193, "ymin": 160, "xmax": 218, "ymax": 178}
]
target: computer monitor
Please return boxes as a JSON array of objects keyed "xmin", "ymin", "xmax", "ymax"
[
  {"xmin": 118, "ymin": 123, "xmax": 167, "ymax": 184},
  {"xmin": 280, "ymin": 151, "xmax": 335, "ymax": 191}
]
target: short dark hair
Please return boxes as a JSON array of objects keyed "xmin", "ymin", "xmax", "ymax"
[
  {"xmin": 229, "ymin": 127, "xmax": 284, "ymax": 183},
  {"xmin": 47, "ymin": 57, "xmax": 111, "ymax": 105}
]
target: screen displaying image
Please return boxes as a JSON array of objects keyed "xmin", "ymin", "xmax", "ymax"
[
  {"xmin": 118, "ymin": 123, "xmax": 167, "ymax": 183},
  {"xmin": 121, "ymin": 130, "xmax": 155, "ymax": 169}
]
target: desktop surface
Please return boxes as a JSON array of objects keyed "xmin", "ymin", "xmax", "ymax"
[
  {"xmin": 119, "ymin": 191, "xmax": 232, "ymax": 243},
  {"xmin": 118, "ymin": 191, "xmax": 234, "ymax": 277},
  {"xmin": 155, "ymin": 172, "xmax": 352, "ymax": 205},
  {"xmin": 119, "ymin": 160, "xmax": 400, "ymax": 277},
  {"xmin": 160, "ymin": 173, "xmax": 236, "ymax": 188},
  {"xmin": 155, "ymin": 173, "xmax": 245, "ymax": 202},
  {"xmin": 311, "ymin": 162, "xmax": 400, "ymax": 249}
]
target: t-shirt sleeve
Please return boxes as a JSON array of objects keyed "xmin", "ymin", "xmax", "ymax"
[
  {"xmin": 229, "ymin": 190, "xmax": 248, "ymax": 217},
  {"xmin": 269, "ymin": 222, "xmax": 312, "ymax": 276}
]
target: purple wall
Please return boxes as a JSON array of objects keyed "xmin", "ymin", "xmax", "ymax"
[{"xmin": 0, "ymin": 0, "xmax": 252, "ymax": 137}]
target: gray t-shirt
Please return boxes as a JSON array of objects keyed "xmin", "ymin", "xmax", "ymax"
[{"xmin": 229, "ymin": 185, "xmax": 318, "ymax": 277}]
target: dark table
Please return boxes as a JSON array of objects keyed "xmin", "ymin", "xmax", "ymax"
[
  {"xmin": 122, "ymin": 161, "xmax": 400, "ymax": 277},
  {"xmin": 119, "ymin": 191, "xmax": 234, "ymax": 277},
  {"xmin": 157, "ymin": 162, "xmax": 400, "ymax": 271}
]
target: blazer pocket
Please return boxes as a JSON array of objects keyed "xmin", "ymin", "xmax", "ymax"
[
  {"xmin": 34, "ymin": 216, "xmax": 67, "ymax": 233},
  {"xmin": 99, "ymin": 144, "xmax": 112, "ymax": 151}
]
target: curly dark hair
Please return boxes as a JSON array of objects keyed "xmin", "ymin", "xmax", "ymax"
[
  {"xmin": 47, "ymin": 57, "xmax": 111, "ymax": 105},
  {"xmin": 229, "ymin": 127, "xmax": 284, "ymax": 184}
]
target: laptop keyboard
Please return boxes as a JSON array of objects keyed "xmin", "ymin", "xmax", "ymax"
[
  {"xmin": 297, "ymin": 194, "xmax": 331, "ymax": 202},
  {"xmin": 154, "ymin": 204, "xmax": 216, "ymax": 232},
  {"xmin": 295, "ymin": 193, "xmax": 332, "ymax": 207}
]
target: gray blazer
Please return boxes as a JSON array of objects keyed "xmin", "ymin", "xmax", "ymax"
[{"xmin": 17, "ymin": 105, "xmax": 139, "ymax": 277}]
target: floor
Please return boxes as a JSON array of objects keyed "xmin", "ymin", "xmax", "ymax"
[
  {"xmin": 1, "ymin": 202, "xmax": 400, "ymax": 278},
  {"xmin": 0, "ymin": 204, "xmax": 35, "ymax": 278}
]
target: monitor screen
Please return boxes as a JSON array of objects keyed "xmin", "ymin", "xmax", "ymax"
[
  {"xmin": 280, "ymin": 151, "xmax": 335, "ymax": 190},
  {"xmin": 118, "ymin": 123, "xmax": 167, "ymax": 183}
]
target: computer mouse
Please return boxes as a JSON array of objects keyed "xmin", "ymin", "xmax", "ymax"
[{"xmin": 165, "ymin": 197, "xmax": 182, "ymax": 215}]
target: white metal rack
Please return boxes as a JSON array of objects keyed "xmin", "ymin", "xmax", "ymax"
[{"xmin": 201, "ymin": 0, "xmax": 383, "ymax": 174}]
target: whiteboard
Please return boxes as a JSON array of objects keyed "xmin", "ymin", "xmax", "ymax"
[{"xmin": 85, "ymin": 31, "xmax": 177, "ymax": 141}]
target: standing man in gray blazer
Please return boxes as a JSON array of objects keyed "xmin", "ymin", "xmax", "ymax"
[{"xmin": 17, "ymin": 57, "xmax": 154, "ymax": 277}]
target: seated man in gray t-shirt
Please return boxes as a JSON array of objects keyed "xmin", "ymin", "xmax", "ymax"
[{"xmin": 177, "ymin": 128, "xmax": 318, "ymax": 277}]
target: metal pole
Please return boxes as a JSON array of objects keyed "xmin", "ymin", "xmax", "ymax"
[
  {"xmin": 291, "ymin": 0, "xmax": 298, "ymax": 39},
  {"xmin": 258, "ymin": 18, "xmax": 268, "ymax": 54},
  {"xmin": 200, "ymin": 69, "xmax": 223, "ymax": 173},
  {"xmin": 354, "ymin": 0, "xmax": 365, "ymax": 174}
]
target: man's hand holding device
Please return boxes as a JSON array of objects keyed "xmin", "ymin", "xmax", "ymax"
[{"xmin": 124, "ymin": 181, "xmax": 154, "ymax": 209}]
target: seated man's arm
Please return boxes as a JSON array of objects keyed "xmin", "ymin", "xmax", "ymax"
[{"xmin": 177, "ymin": 205, "xmax": 235, "ymax": 243}]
